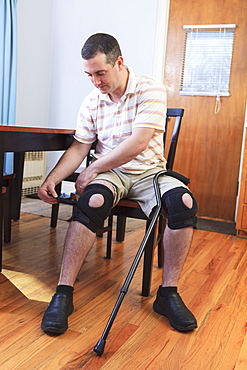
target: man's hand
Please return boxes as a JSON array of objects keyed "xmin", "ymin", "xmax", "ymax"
[
  {"xmin": 38, "ymin": 179, "xmax": 59, "ymax": 204},
  {"xmin": 37, "ymin": 140, "xmax": 92, "ymax": 203},
  {"xmin": 75, "ymin": 165, "xmax": 99, "ymax": 194}
]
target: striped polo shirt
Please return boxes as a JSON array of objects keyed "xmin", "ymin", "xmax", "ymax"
[{"xmin": 74, "ymin": 66, "xmax": 167, "ymax": 173}]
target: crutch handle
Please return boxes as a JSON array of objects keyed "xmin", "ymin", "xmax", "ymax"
[{"xmin": 153, "ymin": 169, "xmax": 167, "ymax": 208}]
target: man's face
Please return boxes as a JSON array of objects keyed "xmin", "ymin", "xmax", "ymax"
[{"xmin": 82, "ymin": 52, "xmax": 122, "ymax": 95}]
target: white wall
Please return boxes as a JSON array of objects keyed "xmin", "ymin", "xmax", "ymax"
[
  {"xmin": 15, "ymin": 0, "xmax": 167, "ymax": 188},
  {"xmin": 16, "ymin": 0, "xmax": 53, "ymax": 127},
  {"xmin": 49, "ymin": 0, "xmax": 160, "ymax": 130},
  {"xmin": 16, "ymin": 0, "xmax": 160, "ymax": 128}
]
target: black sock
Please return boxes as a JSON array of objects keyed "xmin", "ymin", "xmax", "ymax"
[
  {"xmin": 160, "ymin": 286, "xmax": 177, "ymax": 297},
  {"xmin": 56, "ymin": 285, "xmax": 74, "ymax": 297}
]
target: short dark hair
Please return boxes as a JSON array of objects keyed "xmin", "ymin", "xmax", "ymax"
[{"xmin": 81, "ymin": 33, "xmax": 122, "ymax": 66}]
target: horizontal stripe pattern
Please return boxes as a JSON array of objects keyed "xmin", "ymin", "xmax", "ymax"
[{"xmin": 74, "ymin": 66, "xmax": 167, "ymax": 173}]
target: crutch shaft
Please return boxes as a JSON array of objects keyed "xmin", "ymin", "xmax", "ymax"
[{"xmin": 93, "ymin": 170, "xmax": 167, "ymax": 356}]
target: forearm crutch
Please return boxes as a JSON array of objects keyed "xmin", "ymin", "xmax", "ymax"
[{"xmin": 93, "ymin": 169, "xmax": 167, "ymax": 356}]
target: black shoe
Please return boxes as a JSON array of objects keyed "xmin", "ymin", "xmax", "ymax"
[
  {"xmin": 41, "ymin": 293, "xmax": 74, "ymax": 334},
  {"xmin": 153, "ymin": 286, "xmax": 197, "ymax": 332}
]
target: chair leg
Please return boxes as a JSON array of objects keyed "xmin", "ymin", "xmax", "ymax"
[
  {"xmin": 50, "ymin": 183, "xmax": 62, "ymax": 228},
  {"xmin": 116, "ymin": 215, "xmax": 126, "ymax": 242},
  {"xmin": 141, "ymin": 220, "xmax": 157, "ymax": 297},
  {"xmin": 106, "ymin": 215, "xmax": 113, "ymax": 259}
]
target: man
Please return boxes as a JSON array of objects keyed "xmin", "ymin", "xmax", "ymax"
[{"xmin": 38, "ymin": 33, "xmax": 198, "ymax": 334}]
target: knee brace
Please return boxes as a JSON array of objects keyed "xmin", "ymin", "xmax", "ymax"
[
  {"xmin": 72, "ymin": 183, "xmax": 114, "ymax": 233},
  {"xmin": 162, "ymin": 187, "xmax": 198, "ymax": 229}
]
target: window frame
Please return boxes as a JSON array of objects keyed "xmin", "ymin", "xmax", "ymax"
[{"xmin": 180, "ymin": 24, "xmax": 236, "ymax": 97}]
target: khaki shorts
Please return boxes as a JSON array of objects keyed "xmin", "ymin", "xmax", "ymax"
[{"xmin": 94, "ymin": 165, "xmax": 188, "ymax": 217}]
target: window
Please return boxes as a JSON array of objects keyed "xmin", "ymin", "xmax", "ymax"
[{"xmin": 180, "ymin": 24, "xmax": 236, "ymax": 97}]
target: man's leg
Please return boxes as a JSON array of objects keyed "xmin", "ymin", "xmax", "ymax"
[
  {"xmin": 162, "ymin": 225, "xmax": 193, "ymax": 287},
  {"xmin": 41, "ymin": 181, "xmax": 114, "ymax": 334},
  {"xmin": 153, "ymin": 190, "xmax": 198, "ymax": 332},
  {"xmin": 58, "ymin": 219, "xmax": 97, "ymax": 287}
]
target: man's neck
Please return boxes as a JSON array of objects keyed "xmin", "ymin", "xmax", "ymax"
[{"xmin": 109, "ymin": 67, "xmax": 129, "ymax": 103}]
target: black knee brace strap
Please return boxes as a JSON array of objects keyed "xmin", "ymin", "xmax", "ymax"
[
  {"xmin": 162, "ymin": 187, "xmax": 198, "ymax": 229},
  {"xmin": 72, "ymin": 184, "xmax": 114, "ymax": 233}
]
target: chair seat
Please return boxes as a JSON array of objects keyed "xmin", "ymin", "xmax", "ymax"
[
  {"xmin": 116, "ymin": 199, "xmax": 141, "ymax": 208},
  {"xmin": 112, "ymin": 199, "xmax": 148, "ymax": 220}
]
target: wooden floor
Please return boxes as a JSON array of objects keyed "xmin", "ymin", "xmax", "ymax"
[{"xmin": 1, "ymin": 211, "xmax": 247, "ymax": 369}]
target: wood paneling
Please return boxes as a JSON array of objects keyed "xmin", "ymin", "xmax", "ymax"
[{"xmin": 164, "ymin": 0, "xmax": 247, "ymax": 221}]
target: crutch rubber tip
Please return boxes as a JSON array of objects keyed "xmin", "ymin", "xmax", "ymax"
[{"xmin": 93, "ymin": 338, "xmax": 106, "ymax": 356}]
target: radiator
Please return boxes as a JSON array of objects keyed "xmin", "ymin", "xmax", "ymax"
[{"xmin": 22, "ymin": 152, "xmax": 46, "ymax": 197}]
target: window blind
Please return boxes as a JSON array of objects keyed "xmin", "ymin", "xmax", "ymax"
[{"xmin": 180, "ymin": 24, "xmax": 236, "ymax": 97}]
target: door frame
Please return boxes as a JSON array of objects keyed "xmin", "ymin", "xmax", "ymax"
[{"xmin": 153, "ymin": 0, "xmax": 170, "ymax": 81}]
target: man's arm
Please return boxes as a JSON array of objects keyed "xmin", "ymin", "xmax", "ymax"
[
  {"xmin": 75, "ymin": 126, "xmax": 155, "ymax": 193},
  {"xmin": 38, "ymin": 139, "xmax": 92, "ymax": 203}
]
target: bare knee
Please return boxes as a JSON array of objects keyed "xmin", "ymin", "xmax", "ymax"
[
  {"xmin": 182, "ymin": 193, "xmax": 193, "ymax": 209},
  {"xmin": 88, "ymin": 193, "xmax": 104, "ymax": 207}
]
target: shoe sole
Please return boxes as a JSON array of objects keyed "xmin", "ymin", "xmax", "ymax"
[
  {"xmin": 41, "ymin": 305, "xmax": 74, "ymax": 334},
  {"xmin": 41, "ymin": 325, "xmax": 68, "ymax": 334},
  {"xmin": 153, "ymin": 301, "xmax": 197, "ymax": 332}
]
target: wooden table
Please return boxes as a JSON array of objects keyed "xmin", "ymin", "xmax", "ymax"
[{"xmin": 0, "ymin": 126, "xmax": 75, "ymax": 270}]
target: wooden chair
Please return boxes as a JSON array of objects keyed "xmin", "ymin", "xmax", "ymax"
[
  {"xmin": 106, "ymin": 108, "xmax": 184, "ymax": 296},
  {"xmin": 50, "ymin": 108, "xmax": 184, "ymax": 296}
]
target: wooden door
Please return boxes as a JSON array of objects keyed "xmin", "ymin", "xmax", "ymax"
[{"xmin": 164, "ymin": 0, "xmax": 247, "ymax": 221}]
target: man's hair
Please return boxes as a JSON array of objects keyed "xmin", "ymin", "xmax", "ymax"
[{"xmin": 81, "ymin": 33, "xmax": 122, "ymax": 66}]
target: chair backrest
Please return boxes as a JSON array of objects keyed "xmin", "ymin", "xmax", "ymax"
[
  {"xmin": 86, "ymin": 140, "xmax": 98, "ymax": 167},
  {"xmin": 86, "ymin": 108, "xmax": 184, "ymax": 170},
  {"xmin": 164, "ymin": 108, "xmax": 184, "ymax": 170}
]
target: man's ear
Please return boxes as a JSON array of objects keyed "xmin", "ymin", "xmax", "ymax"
[{"xmin": 116, "ymin": 56, "xmax": 124, "ymax": 70}]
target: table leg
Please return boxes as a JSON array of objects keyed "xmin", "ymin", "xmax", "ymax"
[
  {"xmin": 12, "ymin": 152, "xmax": 25, "ymax": 221},
  {"xmin": 0, "ymin": 151, "xmax": 4, "ymax": 271}
]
